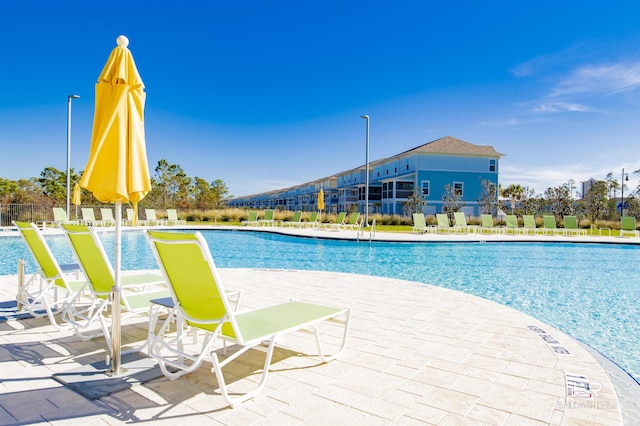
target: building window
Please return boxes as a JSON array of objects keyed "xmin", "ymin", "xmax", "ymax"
[
  {"xmin": 396, "ymin": 181, "xmax": 413, "ymax": 199},
  {"xmin": 382, "ymin": 182, "xmax": 393, "ymax": 199},
  {"xmin": 489, "ymin": 159, "xmax": 496, "ymax": 172},
  {"xmin": 369, "ymin": 186, "xmax": 382, "ymax": 201},
  {"xmin": 421, "ymin": 180, "xmax": 430, "ymax": 196},
  {"xmin": 453, "ymin": 182, "xmax": 463, "ymax": 196}
]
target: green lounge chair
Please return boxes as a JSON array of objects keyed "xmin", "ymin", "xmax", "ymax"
[
  {"xmin": 304, "ymin": 211, "xmax": 320, "ymax": 228},
  {"xmin": 60, "ymin": 224, "xmax": 169, "ymax": 350},
  {"xmin": 522, "ymin": 215, "xmax": 538, "ymax": 235},
  {"xmin": 412, "ymin": 213, "xmax": 427, "ymax": 234},
  {"xmin": 166, "ymin": 208, "xmax": 186, "ymax": 225},
  {"xmin": 125, "ymin": 207, "xmax": 147, "ymax": 226},
  {"xmin": 505, "ymin": 215, "xmax": 522, "ymax": 234},
  {"xmin": 12, "ymin": 221, "xmax": 86, "ymax": 328},
  {"xmin": 145, "ymin": 230, "xmax": 350, "ymax": 407},
  {"xmin": 242, "ymin": 210, "xmax": 259, "ymax": 226},
  {"xmin": 620, "ymin": 216, "xmax": 639, "ymax": 238},
  {"xmin": 436, "ymin": 214, "xmax": 452, "ymax": 233},
  {"xmin": 326, "ymin": 211, "xmax": 347, "ymax": 230},
  {"xmin": 283, "ymin": 211, "xmax": 303, "ymax": 227},
  {"xmin": 542, "ymin": 215, "xmax": 565, "ymax": 236},
  {"xmin": 563, "ymin": 215, "xmax": 586, "ymax": 236},
  {"xmin": 145, "ymin": 208, "xmax": 167, "ymax": 226},
  {"xmin": 100, "ymin": 208, "xmax": 116, "ymax": 227},
  {"xmin": 343, "ymin": 212, "xmax": 361, "ymax": 231},
  {"xmin": 453, "ymin": 212, "xmax": 472, "ymax": 233},
  {"xmin": 81, "ymin": 208, "xmax": 104, "ymax": 227},
  {"xmin": 259, "ymin": 209, "xmax": 276, "ymax": 226},
  {"xmin": 43, "ymin": 207, "xmax": 78, "ymax": 228},
  {"xmin": 480, "ymin": 214, "xmax": 504, "ymax": 234}
]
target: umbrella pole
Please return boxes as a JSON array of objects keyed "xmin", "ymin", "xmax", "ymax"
[{"xmin": 110, "ymin": 200, "xmax": 123, "ymax": 375}]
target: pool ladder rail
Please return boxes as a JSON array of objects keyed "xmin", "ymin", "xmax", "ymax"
[{"xmin": 356, "ymin": 218, "xmax": 376, "ymax": 242}]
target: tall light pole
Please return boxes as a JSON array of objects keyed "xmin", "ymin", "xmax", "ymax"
[
  {"xmin": 621, "ymin": 168, "xmax": 629, "ymax": 216},
  {"xmin": 66, "ymin": 94, "xmax": 80, "ymax": 218},
  {"xmin": 361, "ymin": 115, "xmax": 370, "ymax": 226}
]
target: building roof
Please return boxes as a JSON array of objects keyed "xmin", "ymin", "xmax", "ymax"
[
  {"xmin": 400, "ymin": 136, "xmax": 504, "ymax": 158},
  {"xmin": 230, "ymin": 136, "xmax": 503, "ymax": 200}
]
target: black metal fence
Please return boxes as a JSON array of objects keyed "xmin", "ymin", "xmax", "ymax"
[{"xmin": 0, "ymin": 204, "xmax": 83, "ymax": 227}]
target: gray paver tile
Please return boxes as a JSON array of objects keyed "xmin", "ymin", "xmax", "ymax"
[{"xmin": 419, "ymin": 386, "xmax": 479, "ymax": 416}]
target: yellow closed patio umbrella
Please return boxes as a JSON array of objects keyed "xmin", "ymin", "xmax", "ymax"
[
  {"xmin": 72, "ymin": 183, "xmax": 82, "ymax": 206},
  {"xmin": 317, "ymin": 188, "xmax": 325, "ymax": 220},
  {"xmin": 78, "ymin": 35, "xmax": 151, "ymax": 375},
  {"xmin": 71, "ymin": 183, "xmax": 82, "ymax": 219}
]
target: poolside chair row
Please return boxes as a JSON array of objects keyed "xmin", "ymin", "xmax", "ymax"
[
  {"xmin": 413, "ymin": 213, "xmax": 481, "ymax": 234},
  {"xmin": 326, "ymin": 211, "xmax": 361, "ymax": 231},
  {"xmin": 283, "ymin": 210, "xmax": 323, "ymax": 228},
  {"xmin": 412, "ymin": 213, "xmax": 597, "ymax": 236},
  {"xmin": 46, "ymin": 207, "xmax": 186, "ymax": 227},
  {"xmin": 242, "ymin": 210, "xmax": 322, "ymax": 228},
  {"xmin": 14, "ymin": 221, "xmax": 350, "ymax": 408},
  {"xmin": 504, "ymin": 215, "xmax": 587, "ymax": 236},
  {"xmin": 242, "ymin": 210, "xmax": 275, "ymax": 226},
  {"xmin": 125, "ymin": 208, "xmax": 185, "ymax": 226}
]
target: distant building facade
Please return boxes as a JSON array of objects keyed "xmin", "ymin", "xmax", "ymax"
[
  {"xmin": 581, "ymin": 178, "xmax": 596, "ymax": 198},
  {"xmin": 227, "ymin": 136, "xmax": 504, "ymax": 217}
]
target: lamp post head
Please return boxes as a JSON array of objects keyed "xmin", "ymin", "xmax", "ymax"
[
  {"xmin": 361, "ymin": 115, "xmax": 369, "ymax": 119},
  {"xmin": 68, "ymin": 94, "xmax": 80, "ymax": 100}
]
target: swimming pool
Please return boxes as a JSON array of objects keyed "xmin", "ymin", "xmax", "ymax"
[{"xmin": 2, "ymin": 229, "xmax": 639, "ymax": 382}]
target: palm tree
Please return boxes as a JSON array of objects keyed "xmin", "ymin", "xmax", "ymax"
[{"xmin": 501, "ymin": 184, "xmax": 525, "ymax": 214}]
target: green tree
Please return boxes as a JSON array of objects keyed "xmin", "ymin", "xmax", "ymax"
[
  {"xmin": 192, "ymin": 177, "xmax": 215, "ymax": 209},
  {"xmin": 626, "ymin": 196, "xmax": 639, "ymax": 218},
  {"xmin": 210, "ymin": 179, "xmax": 231, "ymax": 207},
  {"xmin": 544, "ymin": 185, "xmax": 572, "ymax": 218},
  {"xmin": 38, "ymin": 167, "xmax": 80, "ymax": 204},
  {"xmin": 478, "ymin": 178, "xmax": 497, "ymax": 215},
  {"xmin": 580, "ymin": 180, "xmax": 608, "ymax": 221},
  {"xmin": 191, "ymin": 177, "xmax": 230, "ymax": 209},
  {"xmin": 148, "ymin": 160, "xmax": 192, "ymax": 208},
  {"xmin": 9, "ymin": 178, "xmax": 49, "ymax": 205},
  {"xmin": 441, "ymin": 184, "xmax": 464, "ymax": 220},
  {"xmin": 518, "ymin": 186, "xmax": 538, "ymax": 214},
  {"xmin": 605, "ymin": 172, "xmax": 618, "ymax": 199},
  {"xmin": 0, "ymin": 178, "xmax": 18, "ymax": 203},
  {"xmin": 501, "ymin": 184, "xmax": 525, "ymax": 214},
  {"xmin": 38, "ymin": 167, "xmax": 69, "ymax": 204},
  {"xmin": 403, "ymin": 187, "xmax": 427, "ymax": 216}
]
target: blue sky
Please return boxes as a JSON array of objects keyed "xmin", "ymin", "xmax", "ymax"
[{"xmin": 1, "ymin": 0, "xmax": 639, "ymax": 197}]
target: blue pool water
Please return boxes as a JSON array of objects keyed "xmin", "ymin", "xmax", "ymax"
[{"xmin": 2, "ymin": 229, "xmax": 639, "ymax": 382}]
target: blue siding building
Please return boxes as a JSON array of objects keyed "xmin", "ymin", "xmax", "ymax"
[{"xmin": 228, "ymin": 136, "xmax": 503, "ymax": 217}]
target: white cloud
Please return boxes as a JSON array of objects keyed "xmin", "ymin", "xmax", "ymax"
[
  {"xmin": 510, "ymin": 43, "xmax": 588, "ymax": 77},
  {"xmin": 512, "ymin": 43, "xmax": 640, "ymax": 117},
  {"xmin": 550, "ymin": 61, "xmax": 640, "ymax": 97},
  {"xmin": 500, "ymin": 162, "xmax": 639, "ymax": 196},
  {"xmin": 479, "ymin": 117, "xmax": 545, "ymax": 128},
  {"xmin": 531, "ymin": 102, "xmax": 593, "ymax": 113}
]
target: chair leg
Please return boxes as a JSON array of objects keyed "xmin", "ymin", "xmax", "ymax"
[
  {"xmin": 313, "ymin": 309, "xmax": 351, "ymax": 363},
  {"xmin": 17, "ymin": 275, "xmax": 66, "ymax": 330},
  {"xmin": 210, "ymin": 339, "xmax": 276, "ymax": 408},
  {"xmin": 149, "ymin": 307, "xmax": 219, "ymax": 380},
  {"xmin": 61, "ymin": 292, "xmax": 109, "ymax": 341}
]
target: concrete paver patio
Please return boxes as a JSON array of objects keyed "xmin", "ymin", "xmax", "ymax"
[{"xmin": 0, "ymin": 264, "xmax": 630, "ymax": 425}]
